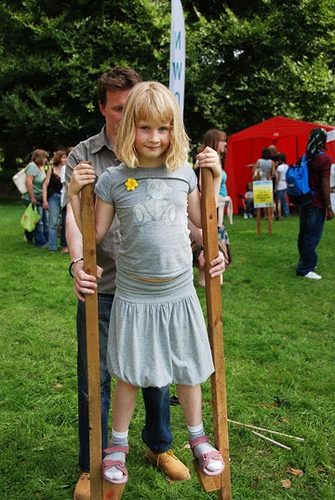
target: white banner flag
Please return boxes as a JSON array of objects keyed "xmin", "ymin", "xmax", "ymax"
[{"xmin": 169, "ymin": 0, "xmax": 185, "ymax": 117}]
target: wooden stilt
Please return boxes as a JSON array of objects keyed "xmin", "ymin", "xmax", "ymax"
[
  {"xmin": 102, "ymin": 481, "xmax": 125, "ymax": 499},
  {"xmin": 81, "ymin": 185, "xmax": 125, "ymax": 500},
  {"xmin": 266, "ymin": 172, "xmax": 272, "ymax": 235},
  {"xmin": 257, "ymin": 208, "xmax": 261, "ymax": 235},
  {"xmin": 267, "ymin": 206, "xmax": 272, "ymax": 234},
  {"xmin": 256, "ymin": 171, "xmax": 261, "ymax": 236},
  {"xmin": 199, "ymin": 169, "xmax": 232, "ymax": 500}
]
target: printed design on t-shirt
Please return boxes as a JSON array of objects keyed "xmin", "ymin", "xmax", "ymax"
[{"xmin": 133, "ymin": 179, "xmax": 176, "ymax": 223}]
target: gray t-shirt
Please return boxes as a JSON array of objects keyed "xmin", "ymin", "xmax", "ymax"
[
  {"xmin": 64, "ymin": 127, "xmax": 121, "ymax": 294},
  {"xmin": 95, "ymin": 162, "xmax": 197, "ymax": 279},
  {"xmin": 257, "ymin": 158, "xmax": 272, "ymax": 180}
]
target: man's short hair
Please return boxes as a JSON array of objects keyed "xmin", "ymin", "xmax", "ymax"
[{"xmin": 97, "ymin": 67, "xmax": 142, "ymax": 106}]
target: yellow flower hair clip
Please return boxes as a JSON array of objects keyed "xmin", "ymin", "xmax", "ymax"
[{"xmin": 125, "ymin": 178, "xmax": 138, "ymax": 191}]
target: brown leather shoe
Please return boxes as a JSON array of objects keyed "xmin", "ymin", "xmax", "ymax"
[
  {"xmin": 145, "ymin": 448, "xmax": 190, "ymax": 481},
  {"xmin": 73, "ymin": 472, "xmax": 90, "ymax": 500}
]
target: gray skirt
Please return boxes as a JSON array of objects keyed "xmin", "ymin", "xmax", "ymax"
[{"xmin": 107, "ymin": 267, "xmax": 214, "ymax": 388}]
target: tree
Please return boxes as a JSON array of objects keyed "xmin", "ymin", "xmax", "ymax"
[
  {"xmin": 184, "ymin": 0, "xmax": 335, "ymax": 145},
  {"xmin": 1, "ymin": 0, "xmax": 334, "ymax": 170},
  {"xmin": 0, "ymin": 0, "xmax": 170, "ymax": 168}
]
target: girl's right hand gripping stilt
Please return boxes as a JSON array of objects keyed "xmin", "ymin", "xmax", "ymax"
[{"xmin": 68, "ymin": 162, "xmax": 96, "ymax": 197}]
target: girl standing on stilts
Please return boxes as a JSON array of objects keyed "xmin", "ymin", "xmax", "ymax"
[{"xmin": 69, "ymin": 81, "xmax": 225, "ymax": 485}]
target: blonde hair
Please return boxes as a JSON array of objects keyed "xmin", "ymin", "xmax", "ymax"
[{"xmin": 114, "ymin": 81, "xmax": 189, "ymax": 171}]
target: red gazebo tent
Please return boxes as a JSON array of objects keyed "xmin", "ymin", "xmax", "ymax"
[{"xmin": 224, "ymin": 116, "xmax": 335, "ymax": 213}]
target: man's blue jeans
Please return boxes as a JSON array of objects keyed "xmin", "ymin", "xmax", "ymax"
[
  {"xmin": 77, "ymin": 293, "xmax": 172, "ymax": 472},
  {"xmin": 276, "ymin": 189, "xmax": 290, "ymax": 217},
  {"xmin": 297, "ymin": 204, "xmax": 326, "ymax": 276},
  {"xmin": 60, "ymin": 207, "xmax": 67, "ymax": 248},
  {"xmin": 23, "ymin": 199, "xmax": 48, "ymax": 247},
  {"xmin": 48, "ymin": 193, "xmax": 61, "ymax": 250}
]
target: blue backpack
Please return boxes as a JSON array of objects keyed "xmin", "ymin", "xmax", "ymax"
[{"xmin": 286, "ymin": 152, "xmax": 323, "ymax": 206}]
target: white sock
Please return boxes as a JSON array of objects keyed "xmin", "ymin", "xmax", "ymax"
[
  {"xmin": 188, "ymin": 422, "xmax": 222, "ymax": 472},
  {"xmin": 103, "ymin": 429, "xmax": 128, "ymax": 481}
]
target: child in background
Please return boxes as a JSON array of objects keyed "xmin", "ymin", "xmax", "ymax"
[
  {"xmin": 69, "ymin": 81, "xmax": 225, "ymax": 485},
  {"xmin": 275, "ymin": 153, "xmax": 290, "ymax": 218},
  {"xmin": 244, "ymin": 182, "xmax": 254, "ymax": 218}
]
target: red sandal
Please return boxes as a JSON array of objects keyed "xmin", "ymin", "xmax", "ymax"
[
  {"xmin": 189, "ymin": 436, "xmax": 225, "ymax": 477},
  {"xmin": 102, "ymin": 445, "xmax": 129, "ymax": 484}
]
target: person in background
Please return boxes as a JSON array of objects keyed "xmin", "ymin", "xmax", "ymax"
[
  {"xmin": 198, "ymin": 129, "xmax": 227, "ymax": 198},
  {"xmin": 43, "ymin": 149, "xmax": 68, "ymax": 252},
  {"xmin": 268, "ymin": 144, "xmax": 279, "ymax": 162},
  {"xmin": 59, "ymin": 149, "xmax": 73, "ymax": 255},
  {"xmin": 22, "ymin": 149, "xmax": 49, "ymax": 247},
  {"xmin": 243, "ymin": 182, "xmax": 254, "ymax": 219},
  {"xmin": 196, "ymin": 129, "xmax": 231, "ymax": 286},
  {"xmin": 296, "ymin": 128, "xmax": 334, "ymax": 279},
  {"xmin": 274, "ymin": 153, "xmax": 290, "ymax": 218},
  {"xmin": 253, "ymin": 147, "xmax": 276, "ymax": 220},
  {"xmin": 253, "ymin": 147, "xmax": 276, "ymax": 181}
]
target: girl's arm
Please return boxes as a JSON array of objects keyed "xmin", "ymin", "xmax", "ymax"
[
  {"xmin": 187, "ymin": 147, "xmax": 222, "ymax": 228},
  {"xmin": 95, "ymin": 196, "xmax": 115, "ymax": 243},
  {"xmin": 42, "ymin": 168, "xmax": 51, "ymax": 209},
  {"xmin": 275, "ymin": 170, "xmax": 281, "ymax": 191},
  {"xmin": 188, "ymin": 219, "xmax": 225, "ymax": 277},
  {"xmin": 68, "ymin": 163, "xmax": 115, "ymax": 242},
  {"xmin": 188, "ymin": 188, "xmax": 202, "ymax": 228},
  {"xmin": 68, "ymin": 163, "xmax": 96, "ymax": 233},
  {"xmin": 197, "ymin": 146, "xmax": 222, "ymax": 202}
]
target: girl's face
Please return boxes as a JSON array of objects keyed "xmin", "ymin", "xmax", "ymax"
[
  {"xmin": 218, "ymin": 140, "xmax": 227, "ymax": 153},
  {"xmin": 134, "ymin": 120, "xmax": 171, "ymax": 167},
  {"xmin": 61, "ymin": 154, "xmax": 67, "ymax": 166}
]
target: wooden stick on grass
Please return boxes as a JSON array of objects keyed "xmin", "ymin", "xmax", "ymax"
[
  {"xmin": 251, "ymin": 431, "xmax": 292, "ymax": 451},
  {"xmin": 228, "ymin": 419, "xmax": 304, "ymax": 441}
]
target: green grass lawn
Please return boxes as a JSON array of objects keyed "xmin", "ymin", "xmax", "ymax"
[{"xmin": 1, "ymin": 199, "xmax": 334, "ymax": 499}]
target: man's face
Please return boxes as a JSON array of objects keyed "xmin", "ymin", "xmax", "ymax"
[{"xmin": 99, "ymin": 89, "xmax": 131, "ymax": 140}]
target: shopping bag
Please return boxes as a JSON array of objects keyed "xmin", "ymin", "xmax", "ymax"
[
  {"xmin": 20, "ymin": 203, "xmax": 41, "ymax": 232},
  {"xmin": 12, "ymin": 168, "xmax": 28, "ymax": 194}
]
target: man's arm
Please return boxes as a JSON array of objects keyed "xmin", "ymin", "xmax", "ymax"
[
  {"xmin": 66, "ymin": 204, "xmax": 100, "ymax": 301},
  {"xmin": 65, "ymin": 149, "xmax": 101, "ymax": 301},
  {"xmin": 321, "ymin": 177, "xmax": 334, "ymax": 221}
]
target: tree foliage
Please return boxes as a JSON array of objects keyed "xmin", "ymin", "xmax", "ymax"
[{"xmin": 0, "ymin": 0, "xmax": 334, "ymax": 169}]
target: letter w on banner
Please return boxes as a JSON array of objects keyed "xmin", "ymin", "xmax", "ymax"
[{"xmin": 169, "ymin": 0, "xmax": 185, "ymax": 118}]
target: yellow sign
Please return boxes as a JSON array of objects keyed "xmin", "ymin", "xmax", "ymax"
[{"xmin": 253, "ymin": 181, "xmax": 273, "ymax": 208}]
